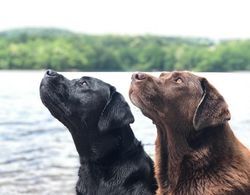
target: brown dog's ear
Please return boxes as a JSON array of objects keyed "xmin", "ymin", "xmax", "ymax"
[
  {"xmin": 193, "ymin": 78, "xmax": 231, "ymax": 131},
  {"xmin": 98, "ymin": 92, "xmax": 134, "ymax": 132}
]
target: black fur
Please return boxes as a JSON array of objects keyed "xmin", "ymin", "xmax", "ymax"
[{"xmin": 40, "ymin": 70, "xmax": 157, "ymax": 195}]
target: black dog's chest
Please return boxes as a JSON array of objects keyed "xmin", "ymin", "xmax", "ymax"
[
  {"xmin": 76, "ymin": 170, "xmax": 128, "ymax": 195},
  {"xmin": 76, "ymin": 164, "xmax": 125, "ymax": 195}
]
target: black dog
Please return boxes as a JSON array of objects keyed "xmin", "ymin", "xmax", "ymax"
[{"xmin": 40, "ymin": 70, "xmax": 156, "ymax": 195}]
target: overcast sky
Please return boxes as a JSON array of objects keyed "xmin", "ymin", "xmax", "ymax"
[{"xmin": 0, "ymin": 0, "xmax": 250, "ymax": 39}]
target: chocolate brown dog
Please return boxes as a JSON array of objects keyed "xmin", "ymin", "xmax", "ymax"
[{"xmin": 129, "ymin": 71, "xmax": 250, "ymax": 195}]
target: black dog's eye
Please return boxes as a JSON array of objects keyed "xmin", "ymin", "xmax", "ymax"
[
  {"xmin": 174, "ymin": 77, "xmax": 183, "ymax": 84},
  {"xmin": 79, "ymin": 80, "xmax": 88, "ymax": 86}
]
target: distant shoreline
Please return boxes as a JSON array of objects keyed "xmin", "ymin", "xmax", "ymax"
[
  {"xmin": 1, "ymin": 69, "xmax": 250, "ymax": 73},
  {"xmin": 1, "ymin": 28, "xmax": 250, "ymax": 72}
]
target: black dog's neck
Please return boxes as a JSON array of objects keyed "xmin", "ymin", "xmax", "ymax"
[
  {"xmin": 75, "ymin": 125, "xmax": 140, "ymax": 165},
  {"xmin": 117, "ymin": 125, "xmax": 142, "ymax": 160}
]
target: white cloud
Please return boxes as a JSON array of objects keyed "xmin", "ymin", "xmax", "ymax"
[{"xmin": 0, "ymin": 0, "xmax": 250, "ymax": 39}]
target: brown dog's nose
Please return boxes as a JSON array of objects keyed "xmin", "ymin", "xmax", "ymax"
[{"xmin": 132, "ymin": 73, "xmax": 147, "ymax": 81}]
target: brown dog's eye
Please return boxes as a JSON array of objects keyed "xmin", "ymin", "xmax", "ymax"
[{"xmin": 175, "ymin": 78, "xmax": 183, "ymax": 84}]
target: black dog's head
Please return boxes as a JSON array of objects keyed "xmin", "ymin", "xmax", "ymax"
[{"xmin": 40, "ymin": 70, "xmax": 134, "ymax": 155}]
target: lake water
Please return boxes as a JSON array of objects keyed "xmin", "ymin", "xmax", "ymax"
[{"xmin": 0, "ymin": 71, "xmax": 249, "ymax": 195}]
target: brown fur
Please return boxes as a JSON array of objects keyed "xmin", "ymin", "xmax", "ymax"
[{"xmin": 129, "ymin": 71, "xmax": 250, "ymax": 195}]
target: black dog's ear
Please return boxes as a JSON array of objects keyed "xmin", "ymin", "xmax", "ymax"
[
  {"xmin": 193, "ymin": 78, "xmax": 231, "ymax": 131},
  {"xmin": 98, "ymin": 92, "xmax": 134, "ymax": 132}
]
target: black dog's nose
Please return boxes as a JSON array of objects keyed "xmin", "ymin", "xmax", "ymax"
[
  {"xmin": 46, "ymin": 69, "xmax": 58, "ymax": 77},
  {"xmin": 132, "ymin": 73, "xmax": 147, "ymax": 81}
]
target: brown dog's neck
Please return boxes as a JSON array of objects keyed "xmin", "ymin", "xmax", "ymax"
[
  {"xmin": 155, "ymin": 121, "xmax": 244, "ymax": 192},
  {"xmin": 154, "ymin": 124, "xmax": 168, "ymax": 190},
  {"xmin": 189, "ymin": 123, "xmax": 246, "ymax": 164},
  {"xmin": 155, "ymin": 121, "xmax": 192, "ymax": 190},
  {"xmin": 189, "ymin": 123, "xmax": 237, "ymax": 153}
]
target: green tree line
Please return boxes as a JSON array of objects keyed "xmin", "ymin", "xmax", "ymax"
[{"xmin": 0, "ymin": 28, "xmax": 250, "ymax": 71}]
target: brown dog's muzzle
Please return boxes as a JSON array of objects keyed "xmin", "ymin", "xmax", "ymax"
[
  {"xmin": 131, "ymin": 73, "xmax": 147, "ymax": 82},
  {"xmin": 130, "ymin": 72, "xmax": 165, "ymax": 123},
  {"xmin": 130, "ymin": 72, "xmax": 147, "ymax": 99},
  {"xmin": 130, "ymin": 72, "xmax": 147, "ymax": 108},
  {"xmin": 129, "ymin": 72, "xmax": 159, "ymax": 110}
]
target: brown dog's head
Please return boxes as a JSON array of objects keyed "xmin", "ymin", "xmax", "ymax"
[{"xmin": 129, "ymin": 71, "xmax": 231, "ymax": 131}]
